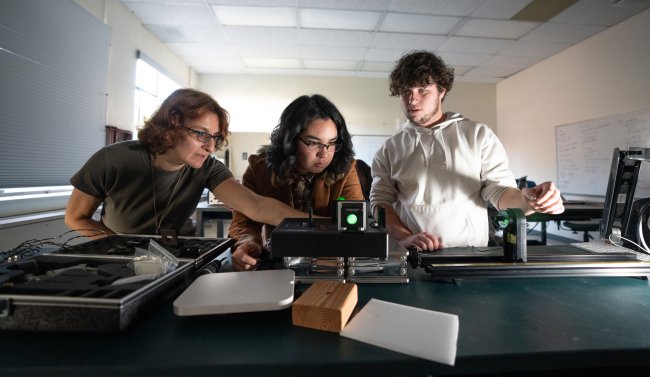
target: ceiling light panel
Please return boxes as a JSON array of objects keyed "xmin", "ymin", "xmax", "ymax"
[
  {"xmin": 300, "ymin": 9, "xmax": 381, "ymax": 30},
  {"xmin": 455, "ymin": 19, "xmax": 539, "ymax": 39},
  {"xmin": 380, "ymin": 13, "xmax": 462, "ymax": 34},
  {"xmin": 212, "ymin": 6, "xmax": 296, "ymax": 27}
]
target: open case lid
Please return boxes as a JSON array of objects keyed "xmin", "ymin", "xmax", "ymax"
[{"xmin": 173, "ymin": 269, "xmax": 295, "ymax": 316}]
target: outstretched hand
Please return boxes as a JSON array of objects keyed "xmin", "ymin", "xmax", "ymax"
[
  {"xmin": 232, "ymin": 240, "xmax": 262, "ymax": 271},
  {"xmin": 522, "ymin": 181, "xmax": 564, "ymax": 214}
]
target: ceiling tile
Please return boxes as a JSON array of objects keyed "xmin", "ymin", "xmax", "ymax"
[
  {"xmin": 499, "ymin": 40, "xmax": 570, "ymax": 58},
  {"xmin": 167, "ymin": 42, "xmax": 238, "ymax": 58},
  {"xmin": 455, "ymin": 19, "xmax": 539, "ymax": 39},
  {"xmin": 123, "ymin": 2, "xmax": 216, "ymax": 25},
  {"xmin": 469, "ymin": 0, "xmax": 532, "ymax": 19},
  {"xmin": 380, "ymin": 13, "xmax": 462, "ymax": 34},
  {"xmin": 303, "ymin": 59, "xmax": 360, "ymax": 70},
  {"xmin": 301, "ymin": 45, "xmax": 368, "ymax": 60},
  {"xmin": 120, "ymin": 0, "xmax": 649, "ymax": 80},
  {"xmin": 360, "ymin": 61, "xmax": 395, "ymax": 72},
  {"xmin": 388, "ymin": 0, "xmax": 483, "ymax": 16},
  {"xmin": 552, "ymin": 0, "xmax": 650, "ymax": 26},
  {"xmin": 437, "ymin": 52, "xmax": 492, "ymax": 66},
  {"xmin": 298, "ymin": 0, "xmax": 392, "ymax": 11},
  {"xmin": 207, "ymin": 0, "xmax": 296, "ymax": 6},
  {"xmin": 242, "ymin": 57, "xmax": 302, "ymax": 68},
  {"xmin": 300, "ymin": 9, "xmax": 381, "ymax": 30},
  {"xmin": 482, "ymin": 54, "xmax": 543, "ymax": 68},
  {"xmin": 370, "ymin": 32, "xmax": 447, "ymax": 50},
  {"xmin": 212, "ymin": 5, "xmax": 296, "ymax": 27},
  {"xmin": 300, "ymin": 29, "xmax": 374, "ymax": 47},
  {"xmin": 365, "ymin": 48, "xmax": 408, "ymax": 62},
  {"xmin": 439, "ymin": 36, "xmax": 514, "ymax": 54},
  {"xmin": 520, "ymin": 22, "xmax": 607, "ymax": 44},
  {"xmin": 465, "ymin": 65, "xmax": 524, "ymax": 78},
  {"xmin": 450, "ymin": 65, "xmax": 473, "ymax": 75},
  {"xmin": 223, "ymin": 26, "xmax": 299, "ymax": 45}
]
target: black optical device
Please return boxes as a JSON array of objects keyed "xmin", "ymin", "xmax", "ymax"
[{"xmin": 270, "ymin": 200, "xmax": 387, "ymax": 258}]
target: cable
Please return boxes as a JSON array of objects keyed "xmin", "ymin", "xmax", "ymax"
[
  {"xmin": 636, "ymin": 200, "xmax": 650, "ymax": 255},
  {"xmin": 608, "ymin": 234, "xmax": 650, "ymax": 255},
  {"xmin": 0, "ymin": 228, "xmax": 107, "ymax": 264}
]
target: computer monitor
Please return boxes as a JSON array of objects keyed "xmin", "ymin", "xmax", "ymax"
[{"xmin": 599, "ymin": 147, "xmax": 650, "ymax": 245}]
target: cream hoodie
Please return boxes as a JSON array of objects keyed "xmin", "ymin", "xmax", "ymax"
[{"xmin": 370, "ymin": 112, "xmax": 516, "ymax": 247}]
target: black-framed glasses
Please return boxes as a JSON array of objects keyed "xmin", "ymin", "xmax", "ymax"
[
  {"xmin": 184, "ymin": 127, "xmax": 224, "ymax": 148},
  {"xmin": 297, "ymin": 137, "xmax": 342, "ymax": 153}
]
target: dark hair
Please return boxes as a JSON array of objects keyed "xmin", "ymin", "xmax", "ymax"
[
  {"xmin": 389, "ymin": 50, "xmax": 455, "ymax": 99},
  {"xmin": 265, "ymin": 94, "xmax": 354, "ymax": 185},
  {"xmin": 355, "ymin": 159, "xmax": 372, "ymax": 200},
  {"xmin": 138, "ymin": 88, "xmax": 230, "ymax": 154}
]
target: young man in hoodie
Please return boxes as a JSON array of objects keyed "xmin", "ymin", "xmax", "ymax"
[{"xmin": 370, "ymin": 50, "xmax": 565, "ymax": 251}]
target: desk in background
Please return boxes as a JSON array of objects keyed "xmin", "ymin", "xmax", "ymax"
[
  {"xmin": 2, "ymin": 267, "xmax": 649, "ymax": 377},
  {"xmin": 194, "ymin": 202, "xmax": 232, "ymax": 237},
  {"xmin": 526, "ymin": 202, "xmax": 604, "ymax": 244}
]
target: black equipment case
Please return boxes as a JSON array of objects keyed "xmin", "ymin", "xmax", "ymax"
[{"xmin": 0, "ymin": 235, "xmax": 233, "ymax": 332}]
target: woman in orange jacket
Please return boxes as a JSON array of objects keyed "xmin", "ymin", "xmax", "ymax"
[{"xmin": 228, "ymin": 94, "xmax": 364, "ymax": 270}]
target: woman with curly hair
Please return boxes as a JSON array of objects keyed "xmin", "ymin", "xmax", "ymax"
[
  {"xmin": 228, "ymin": 94, "xmax": 364, "ymax": 271},
  {"xmin": 65, "ymin": 88, "xmax": 310, "ymax": 238}
]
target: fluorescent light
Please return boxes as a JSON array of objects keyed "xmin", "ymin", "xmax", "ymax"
[{"xmin": 212, "ymin": 6, "xmax": 296, "ymax": 27}]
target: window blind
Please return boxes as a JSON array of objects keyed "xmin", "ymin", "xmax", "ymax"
[{"xmin": 0, "ymin": 0, "xmax": 110, "ymax": 188}]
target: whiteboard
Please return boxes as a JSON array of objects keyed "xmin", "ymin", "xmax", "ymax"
[
  {"xmin": 555, "ymin": 108, "xmax": 650, "ymax": 197},
  {"xmin": 351, "ymin": 135, "xmax": 391, "ymax": 166}
]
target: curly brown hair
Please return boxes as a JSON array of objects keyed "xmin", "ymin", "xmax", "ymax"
[
  {"xmin": 138, "ymin": 88, "xmax": 230, "ymax": 155},
  {"xmin": 389, "ymin": 50, "xmax": 455, "ymax": 99}
]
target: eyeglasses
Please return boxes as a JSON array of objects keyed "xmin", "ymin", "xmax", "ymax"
[
  {"xmin": 297, "ymin": 137, "xmax": 342, "ymax": 153},
  {"xmin": 184, "ymin": 127, "xmax": 224, "ymax": 148}
]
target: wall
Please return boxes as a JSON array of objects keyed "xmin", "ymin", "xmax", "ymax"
[
  {"xmin": 497, "ymin": 9, "xmax": 650, "ymax": 240},
  {"xmin": 497, "ymin": 9, "xmax": 650, "ymax": 182},
  {"xmin": 75, "ymin": 0, "xmax": 196, "ymax": 130},
  {"xmin": 198, "ymin": 75, "xmax": 496, "ymax": 136},
  {"xmin": 228, "ymin": 132, "xmax": 271, "ymax": 179}
]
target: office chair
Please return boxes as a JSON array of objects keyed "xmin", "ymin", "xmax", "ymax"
[{"xmin": 563, "ymin": 220, "xmax": 600, "ymax": 242}]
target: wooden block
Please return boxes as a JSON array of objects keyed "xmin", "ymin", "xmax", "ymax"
[{"xmin": 292, "ymin": 280, "xmax": 358, "ymax": 333}]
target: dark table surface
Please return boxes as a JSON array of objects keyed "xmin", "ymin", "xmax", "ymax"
[{"xmin": 2, "ymin": 265, "xmax": 650, "ymax": 377}]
